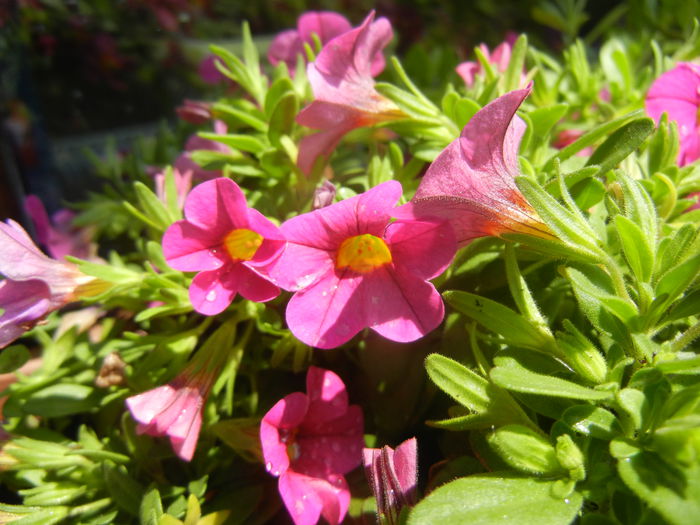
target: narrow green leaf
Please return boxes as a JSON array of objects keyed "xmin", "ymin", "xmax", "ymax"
[
  {"xmin": 503, "ymin": 34, "xmax": 527, "ymax": 92},
  {"xmin": 140, "ymin": 486, "xmax": 164, "ymax": 525},
  {"xmin": 656, "ymin": 253, "xmax": 700, "ymax": 307},
  {"xmin": 103, "ymin": 463, "xmax": 144, "ymax": 517},
  {"xmin": 268, "ymin": 93, "xmax": 300, "ymax": 147},
  {"xmin": 0, "ymin": 345, "xmax": 30, "ymax": 374},
  {"xmin": 22, "ymin": 384, "xmax": 96, "ymax": 417},
  {"xmin": 491, "ymin": 364, "xmax": 613, "ymax": 400},
  {"xmin": 134, "ymin": 182, "xmax": 173, "ymax": 231},
  {"xmin": 561, "ymin": 405, "xmax": 623, "ymax": 439},
  {"xmin": 487, "ymin": 425, "xmax": 561, "ymax": 475},
  {"xmin": 425, "ymin": 354, "xmax": 491, "ymax": 412},
  {"xmin": 197, "ymin": 133, "xmax": 266, "ymax": 155},
  {"xmin": 586, "ymin": 119, "xmax": 654, "ymax": 174},
  {"xmin": 615, "ymin": 215, "xmax": 654, "ymax": 282}
]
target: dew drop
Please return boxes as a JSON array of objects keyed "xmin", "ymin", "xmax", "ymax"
[
  {"xmin": 564, "ymin": 498, "xmax": 570, "ymax": 504},
  {"xmin": 206, "ymin": 290, "xmax": 217, "ymax": 302},
  {"xmin": 265, "ymin": 462, "xmax": 273, "ymax": 472}
]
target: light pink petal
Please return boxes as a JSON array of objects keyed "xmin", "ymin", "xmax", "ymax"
[
  {"xmin": 162, "ymin": 220, "xmax": 228, "ymax": 272},
  {"xmin": 183, "ymin": 178, "xmax": 250, "ymax": 237},
  {"xmin": 490, "ymin": 41, "xmax": 512, "ymax": 72},
  {"xmin": 126, "ymin": 385, "xmax": 178, "ymax": 426},
  {"xmin": 456, "ymin": 61, "xmax": 479, "ymax": 86},
  {"xmin": 166, "ymin": 389, "xmax": 204, "ymax": 461},
  {"xmin": 645, "ymin": 97, "xmax": 698, "ymax": 136},
  {"xmin": 385, "ymin": 218, "xmax": 456, "ymax": 280},
  {"xmin": 285, "ymin": 269, "xmax": 364, "ymax": 348},
  {"xmin": 170, "ymin": 412, "xmax": 201, "ymax": 461},
  {"xmin": 646, "ymin": 62, "xmax": 700, "ymax": 106},
  {"xmin": 392, "ymin": 437, "xmax": 418, "ymax": 503},
  {"xmin": 24, "ymin": 195, "xmax": 52, "ymax": 247},
  {"xmin": 679, "ymin": 128, "xmax": 700, "ymax": 166},
  {"xmin": 189, "ymin": 268, "xmax": 238, "ymax": 315},
  {"xmin": 261, "ymin": 392, "xmax": 310, "ymax": 476},
  {"xmin": 298, "ymin": 11, "xmax": 352, "ymax": 46},
  {"xmin": 361, "ymin": 264, "xmax": 445, "ymax": 343},
  {"xmin": 279, "ymin": 471, "xmax": 349, "ymax": 525},
  {"xmin": 268, "ymin": 241, "xmax": 334, "ymax": 293},
  {"xmin": 268, "ymin": 29, "xmax": 303, "ymax": 68},
  {"xmin": 0, "ymin": 279, "xmax": 51, "ymax": 348},
  {"xmin": 305, "ymin": 367, "xmax": 349, "ymax": 422}
]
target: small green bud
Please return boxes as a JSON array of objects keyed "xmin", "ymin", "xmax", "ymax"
[
  {"xmin": 555, "ymin": 434, "xmax": 586, "ymax": 481},
  {"xmin": 487, "ymin": 424, "xmax": 561, "ymax": 475},
  {"xmin": 558, "ymin": 320, "xmax": 608, "ymax": 384}
]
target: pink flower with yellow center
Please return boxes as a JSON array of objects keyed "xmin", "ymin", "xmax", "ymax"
[
  {"xmin": 270, "ymin": 181, "xmax": 456, "ymax": 349},
  {"xmin": 645, "ymin": 62, "xmax": 700, "ymax": 166},
  {"xmin": 260, "ymin": 366, "xmax": 364, "ymax": 525},
  {"xmin": 395, "ymin": 87, "xmax": 552, "ymax": 247},
  {"xmin": 162, "ymin": 178, "xmax": 285, "ymax": 315},
  {"xmin": 296, "ymin": 11, "xmax": 405, "ymax": 175}
]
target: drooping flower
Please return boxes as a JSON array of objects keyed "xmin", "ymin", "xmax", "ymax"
[
  {"xmin": 363, "ymin": 437, "xmax": 418, "ymax": 525},
  {"xmin": 24, "ymin": 195, "xmax": 97, "ymax": 261},
  {"xmin": 296, "ymin": 11, "xmax": 405, "ymax": 174},
  {"xmin": 395, "ymin": 87, "xmax": 552, "ymax": 247},
  {"xmin": 174, "ymin": 120, "xmax": 232, "ymax": 180},
  {"xmin": 260, "ymin": 366, "xmax": 364, "ymax": 525},
  {"xmin": 162, "ymin": 178, "xmax": 285, "ymax": 315},
  {"xmin": 645, "ymin": 62, "xmax": 700, "ymax": 166},
  {"xmin": 456, "ymin": 33, "xmax": 519, "ymax": 87},
  {"xmin": 0, "ymin": 219, "xmax": 104, "ymax": 348},
  {"xmin": 270, "ymin": 181, "xmax": 456, "ymax": 349}
]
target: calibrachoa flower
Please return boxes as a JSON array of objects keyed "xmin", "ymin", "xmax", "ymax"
[
  {"xmin": 296, "ymin": 11, "xmax": 405, "ymax": 174},
  {"xmin": 0, "ymin": 219, "xmax": 104, "ymax": 348},
  {"xmin": 260, "ymin": 366, "xmax": 364, "ymax": 525},
  {"xmin": 363, "ymin": 437, "xmax": 418, "ymax": 525},
  {"xmin": 162, "ymin": 178, "xmax": 285, "ymax": 315},
  {"xmin": 174, "ymin": 120, "xmax": 232, "ymax": 180},
  {"xmin": 395, "ymin": 87, "xmax": 552, "ymax": 247},
  {"xmin": 270, "ymin": 181, "xmax": 456, "ymax": 349},
  {"xmin": 24, "ymin": 195, "xmax": 97, "ymax": 261},
  {"xmin": 456, "ymin": 33, "xmax": 519, "ymax": 87},
  {"xmin": 645, "ymin": 62, "xmax": 700, "ymax": 166}
]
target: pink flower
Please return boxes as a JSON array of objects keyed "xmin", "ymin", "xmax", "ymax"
[
  {"xmin": 174, "ymin": 120, "xmax": 232, "ymax": 180},
  {"xmin": 175, "ymin": 100, "xmax": 213, "ymax": 125},
  {"xmin": 645, "ymin": 62, "xmax": 700, "ymax": 166},
  {"xmin": 0, "ymin": 220, "xmax": 103, "ymax": 348},
  {"xmin": 126, "ymin": 374, "xmax": 209, "ymax": 461},
  {"xmin": 296, "ymin": 11, "xmax": 404, "ymax": 175},
  {"xmin": 456, "ymin": 33, "xmax": 518, "ymax": 87},
  {"xmin": 162, "ymin": 178, "xmax": 285, "ymax": 315},
  {"xmin": 363, "ymin": 437, "xmax": 418, "ymax": 525},
  {"xmin": 198, "ymin": 54, "xmax": 226, "ymax": 85},
  {"xmin": 270, "ymin": 180, "xmax": 456, "ymax": 349},
  {"xmin": 260, "ymin": 366, "xmax": 364, "ymax": 525},
  {"xmin": 24, "ymin": 195, "xmax": 97, "ymax": 261},
  {"xmin": 395, "ymin": 87, "xmax": 552, "ymax": 247},
  {"xmin": 152, "ymin": 167, "xmax": 193, "ymax": 210}
]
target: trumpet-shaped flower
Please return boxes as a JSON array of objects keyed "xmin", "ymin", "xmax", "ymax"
[
  {"xmin": 162, "ymin": 178, "xmax": 285, "ymax": 315},
  {"xmin": 260, "ymin": 366, "xmax": 364, "ymax": 525},
  {"xmin": 0, "ymin": 220, "xmax": 102, "ymax": 348},
  {"xmin": 296, "ymin": 11, "xmax": 404, "ymax": 174},
  {"xmin": 363, "ymin": 437, "xmax": 418, "ymax": 525},
  {"xmin": 270, "ymin": 181, "xmax": 456, "ymax": 349},
  {"xmin": 645, "ymin": 62, "xmax": 700, "ymax": 166},
  {"xmin": 395, "ymin": 87, "xmax": 551, "ymax": 247},
  {"xmin": 24, "ymin": 195, "xmax": 97, "ymax": 261}
]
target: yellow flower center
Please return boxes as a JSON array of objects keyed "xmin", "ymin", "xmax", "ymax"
[
  {"xmin": 223, "ymin": 228, "xmax": 263, "ymax": 262},
  {"xmin": 336, "ymin": 234, "xmax": 392, "ymax": 273}
]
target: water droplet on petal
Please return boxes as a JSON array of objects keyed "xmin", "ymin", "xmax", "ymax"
[
  {"xmin": 265, "ymin": 462, "xmax": 273, "ymax": 472},
  {"xmin": 206, "ymin": 290, "xmax": 217, "ymax": 301}
]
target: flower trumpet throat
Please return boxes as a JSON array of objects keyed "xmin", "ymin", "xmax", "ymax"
[
  {"xmin": 336, "ymin": 234, "xmax": 392, "ymax": 273},
  {"xmin": 224, "ymin": 228, "xmax": 263, "ymax": 261}
]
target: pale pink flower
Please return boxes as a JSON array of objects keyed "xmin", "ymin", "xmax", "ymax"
[
  {"xmin": 175, "ymin": 100, "xmax": 213, "ymax": 125},
  {"xmin": 126, "ymin": 374, "xmax": 209, "ymax": 461},
  {"xmin": 260, "ymin": 366, "xmax": 364, "ymax": 525},
  {"xmin": 24, "ymin": 195, "xmax": 97, "ymax": 261},
  {"xmin": 395, "ymin": 87, "xmax": 552, "ymax": 247},
  {"xmin": 270, "ymin": 181, "xmax": 456, "ymax": 349},
  {"xmin": 153, "ymin": 167, "xmax": 193, "ymax": 210},
  {"xmin": 456, "ymin": 33, "xmax": 518, "ymax": 87},
  {"xmin": 296, "ymin": 11, "xmax": 404, "ymax": 174},
  {"xmin": 363, "ymin": 437, "xmax": 418, "ymax": 525},
  {"xmin": 174, "ymin": 120, "xmax": 232, "ymax": 180},
  {"xmin": 162, "ymin": 178, "xmax": 285, "ymax": 315},
  {"xmin": 0, "ymin": 220, "xmax": 103, "ymax": 348},
  {"xmin": 645, "ymin": 62, "xmax": 700, "ymax": 166}
]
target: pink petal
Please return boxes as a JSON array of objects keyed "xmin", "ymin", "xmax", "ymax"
[
  {"xmin": 645, "ymin": 97, "xmax": 698, "ymax": 137},
  {"xmin": 170, "ymin": 412, "xmax": 201, "ymax": 461},
  {"xmin": 298, "ymin": 11, "xmax": 352, "ymax": 46},
  {"xmin": 456, "ymin": 61, "xmax": 479, "ymax": 86},
  {"xmin": 278, "ymin": 471, "xmax": 349, "ymax": 525},
  {"xmin": 261, "ymin": 392, "xmax": 310, "ymax": 476},
  {"xmin": 235, "ymin": 263, "xmax": 280, "ymax": 303},
  {"xmin": 162, "ymin": 220, "xmax": 228, "ymax": 272},
  {"xmin": 385, "ymin": 219, "xmax": 456, "ymax": 280},
  {"xmin": 490, "ymin": 41, "xmax": 513, "ymax": 72},
  {"xmin": 126, "ymin": 384, "xmax": 179, "ymax": 427},
  {"xmin": 646, "ymin": 62, "xmax": 700, "ymax": 106},
  {"xmin": 24, "ymin": 195, "xmax": 52, "ymax": 247},
  {"xmin": 392, "ymin": 437, "xmax": 418, "ymax": 503},
  {"xmin": 0, "ymin": 279, "xmax": 51, "ymax": 348},
  {"xmin": 268, "ymin": 29, "xmax": 303, "ymax": 68},
  {"xmin": 174, "ymin": 152, "xmax": 221, "ymax": 181},
  {"xmin": 189, "ymin": 267, "xmax": 239, "ymax": 315},
  {"xmin": 305, "ymin": 367, "xmax": 349, "ymax": 422},
  {"xmin": 245, "ymin": 208, "xmax": 287, "ymax": 266},
  {"xmin": 183, "ymin": 178, "xmax": 250, "ymax": 237}
]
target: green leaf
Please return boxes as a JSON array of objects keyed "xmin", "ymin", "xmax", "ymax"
[
  {"xmin": 586, "ymin": 118, "xmax": 654, "ymax": 174},
  {"xmin": 0, "ymin": 345, "xmax": 30, "ymax": 374},
  {"xmin": 655, "ymin": 253, "xmax": 700, "ymax": 307},
  {"xmin": 561, "ymin": 405, "xmax": 623, "ymax": 439},
  {"xmin": 22, "ymin": 383, "xmax": 96, "ymax": 417},
  {"xmin": 140, "ymin": 486, "xmax": 164, "ymax": 525},
  {"xmin": 527, "ymin": 104, "xmax": 569, "ymax": 143},
  {"xmin": 267, "ymin": 92, "xmax": 299, "ymax": 148},
  {"xmin": 487, "ymin": 425, "xmax": 561, "ymax": 475},
  {"xmin": 490, "ymin": 363, "xmax": 612, "ymax": 401},
  {"xmin": 614, "ymin": 215, "xmax": 654, "ymax": 282},
  {"xmin": 443, "ymin": 290, "xmax": 556, "ymax": 353},
  {"xmin": 503, "ymin": 34, "xmax": 527, "ymax": 92},
  {"xmin": 616, "ymin": 172, "xmax": 658, "ymax": 246},
  {"xmin": 407, "ymin": 475, "xmax": 583, "ymax": 525},
  {"xmin": 197, "ymin": 133, "xmax": 266, "ymax": 155},
  {"xmin": 104, "ymin": 463, "xmax": 144, "ymax": 517},
  {"xmin": 617, "ymin": 451, "xmax": 700, "ymax": 525},
  {"xmin": 133, "ymin": 182, "xmax": 173, "ymax": 231}
]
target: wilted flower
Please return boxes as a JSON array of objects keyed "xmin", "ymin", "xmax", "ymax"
[
  {"xmin": 162, "ymin": 178, "xmax": 285, "ymax": 315},
  {"xmin": 363, "ymin": 437, "xmax": 418, "ymax": 525},
  {"xmin": 456, "ymin": 33, "xmax": 519, "ymax": 87},
  {"xmin": 270, "ymin": 181, "xmax": 456, "ymax": 349},
  {"xmin": 24, "ymin": 195, "xmax": 97, "ymax": 261},
  {"xmin": 174, "ymin": 120, "xmax": 232, "ymax": 180},
  {"xmin": 396, "ymin": 87, "xmax": 552, "ymax": 247},
  {"xmin": 260, "ymin": 366, "xmax": 364, "ymax": 525},
  {"xmin": 0, "ymin": 220, "xmax": 104, "ymax": 348},
  {"xmin": 645, "ymin": 62, "xmax": 700, "ymax": 166},
  {"xmin": 296, "ymin": 11, "xmax": 405, "ymax": 174}
]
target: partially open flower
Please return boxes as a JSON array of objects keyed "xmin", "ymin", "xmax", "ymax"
[
  {"xmin": 396, "ymin": 87, "xmax": 552, "ymax": 247},
  {"xmin": 296, "ymin": 11, "xmax": 405, "ymax": 174},
  {"xmin": 260, "ymin": 366, "xmax": 364, "ymax": 525}
]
